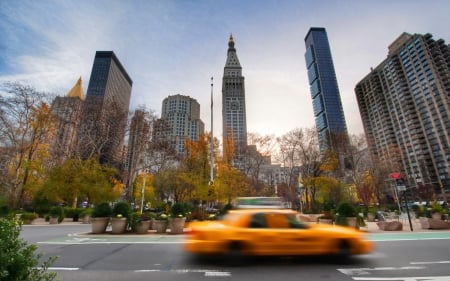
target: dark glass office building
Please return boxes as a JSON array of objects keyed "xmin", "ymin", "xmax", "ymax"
[
  {"xmin": 304, "ymin": 27, "xmax": 349, "ymax": 154},
  {"xmin": 81, "ymin": 51, "xmax": 132, "ymax": 169}
]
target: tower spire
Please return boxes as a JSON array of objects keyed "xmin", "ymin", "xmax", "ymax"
[
  {"xmin": 228, "ymin": 33, "xmax": 234, "ymax": 48},
  {"xmin": 66, "ymin": 76, "xmax": 85, "ymax": 100}
]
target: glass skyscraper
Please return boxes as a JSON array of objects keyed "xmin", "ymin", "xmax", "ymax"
[
  {"xmin": 304, "ymin": 27, "xmax": 349, "ymax": 154},
  {"xmin": 81, "ymin": 51, "xmax": 132, "ymax": 168}
]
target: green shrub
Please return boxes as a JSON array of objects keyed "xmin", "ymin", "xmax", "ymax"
[
  {"xmin": 112, "ymin": 202, "xmax": 131, "ymax": 219},
  {"xmin": 335, "ymin": 202, "xmax": 358, "ymax": 226},
  {"xmin": 80, "ymin": 208, "xmax": 93, "ymax": 217},
  {"xmin": 0, "ymin": 216, "xmax": 58, "ymax": 281},
  {"xmin": 170, "ymin": 202, "xmax": 186, "ymax": 218},
  {"xmin": 336, "ymin": 202, "xmax": 357, "ymax": 217},
  {"xmin": 48, "ymin": 206, "xmax": 65, "ymax": 223},
  {"xmin": 91, "ymin": 202, "xmax": 112, "ymax": 218},
  {"xmin": 129, "ymin": 211, "xmax": 155, "ymax": 231},
  {"xmin": 19, "ymin": 212, "xmax": 39, "ymax": 224},
  {"xmin": 0, "ymin": 206, "xmax": 10, "ymax": 217}
]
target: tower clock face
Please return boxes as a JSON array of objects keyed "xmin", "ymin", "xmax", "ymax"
[{"xmin": 230, "ymin": 101, "xmax": 239, "ymax": 110}]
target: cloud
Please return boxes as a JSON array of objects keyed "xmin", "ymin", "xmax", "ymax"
[{"xmin": 1, "ymin": 0, "xmax": 450, "ymax": 140}]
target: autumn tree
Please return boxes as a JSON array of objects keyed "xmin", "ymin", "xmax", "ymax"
[
  {"xmin": 0, "ymin": 82, "xmax": 55, "ymax": 209},
  {"xmin": 37, "ymin": 158, "xmax": 121, "ymax": 207},
  {"xmin": 123, "ymin": 107, "xmax": 157, "ymax": 203},
  {"xmin": 276, "ymin": 129, "xmax": 303, "ymax": 207},
  {"xmin": 133, "ymin": 172, "xmax": 155, "ymax": 209},
  {"xmin": 75, "ymin": 96, "xmax": 128, "ymax": 169},
  {"xmin": 276, "ymin": 128, "xmax": 323, "ymax": 210},
  {"xmin": 244, "ymin": 133, "xmax": 276, "ymax": 192},
  {"xmin": 346, "ymin": 133, "xmax": 376, "ymax": 206},
  {"xmin": 144, "ymin": 119, "xmax": 178, "ymax": 175},
  {"xmin": 214, "ymin": 158, "xmax": 252, "ymax": 204}
]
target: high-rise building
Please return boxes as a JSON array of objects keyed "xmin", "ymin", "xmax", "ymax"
[
  {"xmin": 123, "ymin": 109, "xmax": 151, "ymax": 199},
  {"xmin": 304, "ymin": 27, "xmax": 349, "ymax": 157},
  {"xmin": 50, "ymin": 77, "xmax": 85, "ymax": 163},
  {"xmin": 355, "ymin": 32, "xmax": 450, "ymax": 197},
  {"xmin": 160, "ymin": 94, "xmax": 204, "ymax": 155},
  {"xmin": 80, "ymin": 51, "xmax": 132, "ymax": 168},
  {"xmin": 222, "ymin": 34, "xmax": 248, "ymax": 169}
]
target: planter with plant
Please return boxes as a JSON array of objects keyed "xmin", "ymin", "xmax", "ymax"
[
  {"xmin": 430, "ymin": 201, "xmax": 444, "ymax": 220},
  {"xmin": 169, "ymin": 202, "xmax": 187, "ymax": 234},
  {"xmin": 131, "ymin": 211, "xmax": 154, "ymax": 234},
  {"xmin": 80, "ymin": 208, "xmax": 93, "ymax": 224},
  {"xmin": 318, "ymin": 201, "xmax": 334, "ymax": 224},
  {"xmin": 18, "ymin": 212, "xmax": 39, "ymax": 224},
  {"xmin": 91, "ymin": 202, "xmax": 112, "ymax": 234},
  {"xmin": 152, "ymin": 213, "xmax": 168, "ymax": 233},
  {"xmin": 48, "ymin": 206, "xmax": 65, "ymax": 224},
  {"xmin": 111, "ymin": 202, "xmax": 131, "ymax": 234},
  {"xmin": 367, "ymin": 206, "xmax": 377, "ymax": 222},
  {"xmin": 335, "ymin": 202, "xmax": 358, "ymax": 228}
]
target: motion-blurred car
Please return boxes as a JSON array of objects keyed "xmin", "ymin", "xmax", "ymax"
[{"xmin": 184, "ymin": 209, "xmax": 373, "ymax": 259}]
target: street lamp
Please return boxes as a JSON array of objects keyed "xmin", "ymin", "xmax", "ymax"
[{"xmin": 140, "ymin": 172, "xmax": 146, "ymax": 214}]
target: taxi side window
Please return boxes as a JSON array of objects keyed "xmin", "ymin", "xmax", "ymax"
[
  {"xmin": 249, "ymin": 213, "xmax": 267, "ymax": 228},
  {"xmin": 266, "ymin": 213, "xmax": 290, "ymax": 228}
]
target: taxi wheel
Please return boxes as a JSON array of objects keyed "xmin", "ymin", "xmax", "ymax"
[
  {"xmin": 225, "ymin": 241, "xmax": 245, "ymax": 266},
  {"xmin": 336, "ymin": 240, "xmax": 351, "ymax": 260}
]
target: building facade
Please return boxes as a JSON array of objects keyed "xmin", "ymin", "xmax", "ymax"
[
  {"xmin": 304, "ymin": 27, "xmax": 349, "ymax": 158},
  {"xmin": 160, "ymin": 94, "xmax": 204, "ymax": 155},
  {"xmin": 222, "ymin": 34, "xmax": 248, "ymax": 169},
  {"xmin": 123, "ymin": 109, "xmax": 152, "ymax": 197},
  {"xmin": 80, "ymin": 51, "xmax": 132, "ymax": 169},
  {"xmin": 355, "ymin": 32, "xmax": 450, "ymax": 198},
  {"xmin": 50, "ymin": 77, "xmax": 85, "ymax": 164}
]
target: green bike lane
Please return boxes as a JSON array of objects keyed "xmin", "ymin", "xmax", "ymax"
[{"xmin": 38, "ymin": 231, "xmax": 450, "ymax": 245}]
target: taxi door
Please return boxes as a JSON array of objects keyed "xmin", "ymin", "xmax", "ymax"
[{"xmin": 264, "ymin": 213, "xmax": 321, "ymax": 255}]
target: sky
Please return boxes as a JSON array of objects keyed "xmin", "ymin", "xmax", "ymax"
[{"xmin": 1, "ymin": 0, "xmax": 450, "ymax": 139}]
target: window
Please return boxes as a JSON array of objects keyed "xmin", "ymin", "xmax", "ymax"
[{"xmin": 249, "ymin": 213, "xmax": 267, "ymax": 228}]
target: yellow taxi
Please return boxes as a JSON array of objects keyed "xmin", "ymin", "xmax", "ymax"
[{"xmin": 184, "ymin": 208, "xmax": 373, "ymax": 259}]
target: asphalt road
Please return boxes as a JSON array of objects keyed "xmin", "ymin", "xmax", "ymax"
[{"xmin": 21, "ymin": 224, "xmax": 450, "ymax": 281}]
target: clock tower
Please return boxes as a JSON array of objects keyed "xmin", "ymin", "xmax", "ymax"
[{"xmin": 222, "ymin": 34, "xmax": 248, "ymax": 169}]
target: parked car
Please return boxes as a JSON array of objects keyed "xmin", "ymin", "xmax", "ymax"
[{"xmin": 184, "ymin": 208, "xmax": 373, "ymax": 260}]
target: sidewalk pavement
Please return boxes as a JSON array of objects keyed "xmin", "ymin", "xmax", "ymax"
[{"xmin": 28, "ymin": 217, "xmax": 450, "ymax": 234}]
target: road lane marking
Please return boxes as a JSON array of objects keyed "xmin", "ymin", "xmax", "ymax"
[
  {"xmin": 338, "ymin": 267, "xmax": 425, "ymax": 276},
  {"xmin": 410, "ymin": 261, "xmax": 450, "ymax": 265},
  {"xmin": 134, "ymin": 269, "xmax": 231, "ymax": 276},
  {"xmin": 47, "ymin": 267, "xmax": 79, "ymax": 271},
  {"xmin": 352, "ymin": 277, "xmax": 450, "ymax": 281}
]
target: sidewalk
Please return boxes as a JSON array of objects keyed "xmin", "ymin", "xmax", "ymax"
[
  {"xmin": 361, "ymin": 220, "xmax": 424, "ymax": 233},
  {"xmin": 28, "ymin": 218, "xmax": 450, "ymax": 234}
]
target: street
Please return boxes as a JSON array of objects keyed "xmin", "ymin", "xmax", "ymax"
[{"xmin": 22, "ymin": 224, "xmax": 450, "ymax": 281}]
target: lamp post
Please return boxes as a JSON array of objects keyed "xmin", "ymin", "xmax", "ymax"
[{"xmin": 140, "ymin": 172, "xmax": 146, "ymax": 214}]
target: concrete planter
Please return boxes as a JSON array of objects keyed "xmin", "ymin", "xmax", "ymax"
[
  {"xmin": 367, "ymin": 213, "xmax": 376, "ymax": 222},
  {"xmin": 49, "ymin": 217, "xmax": 59, "ymax": 224},
  {"xmin": 318, "ymin": 219, "xmax": 333, "ymax": 224},
  {"xmin": 82, "ymin": 215, "xmax": 91, "ymax": 224},
  {"xmin": 152, "ymin": 220, "xmax": 168, "ymax": 233},
  {"xmin": 135, "ymin": 221, "xmax": 151, "ymax": 234},
  {"xmin": 111, "ymin": 218, "xmax": 127, "ymax": 234},
  {"xmin": 91, "ymin": 217, "xmax": 110, "ymax": 234},
  {"xmin": 432, "ymin": 213, "xmax": 442, "ymax": 220},
  {"xmin": 346, "ymin": 217, "xmax": 358, "ymax": 228},
  {"xmin": 169, "ymin": 217, "xmax": 186, "ymax": 234}
]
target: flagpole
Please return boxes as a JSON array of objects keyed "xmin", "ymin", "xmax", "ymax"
[{"xmin": 210, "ymin": 77, "xmax": 214, "ymax": 185}]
